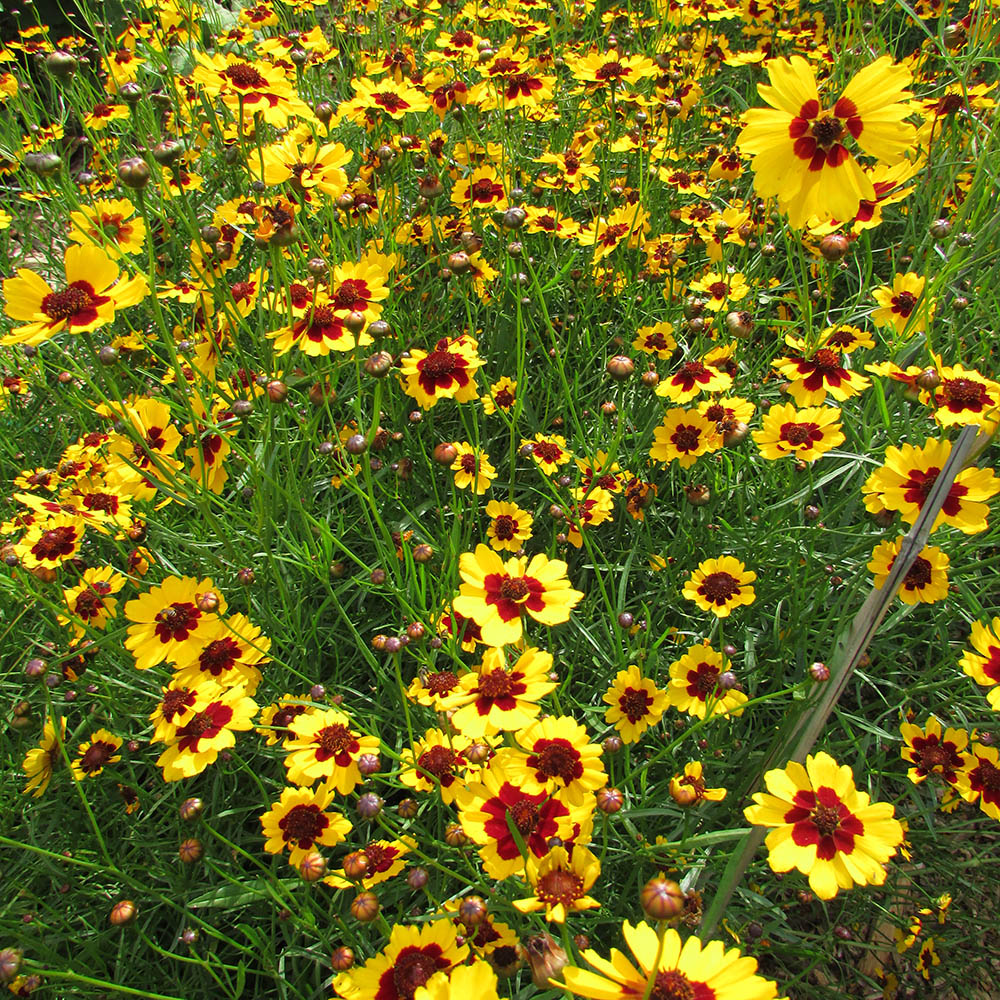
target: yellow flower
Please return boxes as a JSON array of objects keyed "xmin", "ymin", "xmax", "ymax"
[
  {"xmin": 899, "ymin": 717, "xmax": 968, "ymax": 785},
  {"xmin": 602, "ymin": 664, "xmax": 668, "ymax": 743},
  {"xmin": 284, "ymin": 708, "xmax": 379, "ymax": 793},
  {"xmin": 71, "ymin": 729, "xmax": 122, "ymax": 780},
  {"xmin": 68, "ymin": 199, "xmax": 146, "ymax": 258},
  {"xmin": 959, "ymin": 617, "xmax": 1000, "ymax": 710},
  {"xmin": 260, "ymin": 784, "xmax": 351, "ymax": 868},
  {"xmin": 399, "ymin": 335, "xmax": 483, "ymax": 409},
  {"xmin": 413, "ymin": 962, "xmax": 505, "ymax": 1000},
  {"xmin": 399, "ymin": 728, "xmax": 481, "ymax": 805},
  {"xmin": 669, "ymin": 761, "xmax": 728, "ymax": 805},
  {"xmin": 744, "ymin": 751, "xmax": 904, "ymax": 900},
  {"xmin": 868, "ymin": 537, "xmax": 950, "ymax": 605},
  {"xmin": 22, "ymin": 717, "xmax": 66, "ymax": 797},
  {"xmin": 513, "ymin": 845, "xmax": 601, "ymax": 922},
  {"xmin": 649, "ymin": 409, "xmax": 720, "ymax": 468},
  {"xmin": 752, "ymin": 403, "xmax": 844, "ymax": 461},
  {"xmin": 667, "ymin": 643, "xmax": 748, "ymax": 717},
  {"xmin": 485, "ymin": 500, "xmax": 533, "ymax": 553},
  {"xmin": 481, "ymin": 376, "xmax": 518, "ymax": 415},
  {"xmin": 450, "ymin": 443, "xmax": 496, "ymax": 494},
  {"xmin": 872, "ymin": 273, "xmax": 933, "ymax": 336},
  {"xmin": 682, "ymin": 556, "xmax": 756, "ymax": 618}
]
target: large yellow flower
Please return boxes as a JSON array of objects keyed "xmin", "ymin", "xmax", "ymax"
[
  {"xmin": 649, "ymin": 409, "xmax": 720, "ymax": 468},
  {"xmin": 513, "ymin": 844, "xmax": 601, "ymax": 923},
  {"xmin": 399, "ymin": 335, "xmax": 483, "ymax": 409},
  {"xmin": 744, "ymin": 751, "xmax": 904, "ymax": 900},
  {"xmin": 284, "ymin": 708, "xmax": 379, "ymax": 793},
  {"xmin": 682, "ymin": 556, "xmax": 756, "ymax": 618},
  {"xmin": 2, "ymin": 244, "xmax": 147, "ymax": 346},
  {"xmin": 452, "ymin": 545, "xmax": 584, "ymax": 647},
  {"xmin": 68, "ymin": 198, "xmax": 146, "ymax": 258},
  {"xmin": 868, "ymin": 537, "xmax": 949, "ymax": 605},
  {"xmin": 22, "ymin": 717, "xmax": 66, "ymax": 798},
  {"xmin": 667, "ymin": 642, "xmax": 748, "ymax": 718},
  {"xmin": 738, "ymin": 55, "xmax": 914, "ymax": 227},
  {"xmin": 752, "ymin": 403, "xmax": 844, "ymax": 462},
  {"xmin": 260, "ymin": 784, "xmax": 351, "ymax": 868},
  {"xmin": 560, "ymin": 921, "xmax": 785, "ymax": 1000},
  {"xmin": 871, "ymin": 272, "xmax": 933, "ymax": 336}
]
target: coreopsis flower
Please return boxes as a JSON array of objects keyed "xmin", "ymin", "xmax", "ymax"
[
  {"xmin": 70, "ymin": 729, "xmax": 122, "ymax": 780},
  {"xmin": 2, "ymin": 244, "xmax": 147, "ymax": 346},
  {"xmin": 917, "ymin": 938, "xmax": 940, "ymax": 981},
  {"xmin": 105, "ymin": 397, "xmax": 184, "ymax": 498},
  {"xmin": 408, "ymin": 665, "xmax": 464, "ymax": 707},
  {"xmin": 284, "ymin": 708, "xmax": 379, "ymax": 793},
  {"xmin": 513, "ymin": 845, "xmax": 601, "ymax": 923},
  {"xmin": 450, "ymin": 166, "xmax": 508, "ymax": 211},
  {"xmin": 443, "ymin": 646, "xmax": 556, "ymax": 738},
  {"xmin": 452, "ymin": 545, "xmax": 584, "ymax": 647},
  {"xmin": 578, "ymin": 202, "xmax": 649, "ymax": 261},
  {"xmin": 560, "ymin": 921, "xmax": 785, "ymax": 1000},
  {"xmin": 501, "ymin": 717, "xmax": 606, "ymax": 804},
  {"xmin": 343, "ymin": 76, "xmax": 432, "ymax": 122},
  {"xmin": 14, "ymin": 515, "xmax": 85, "ymax": 570},
  {"xmin": 649, "ymin": 408, "xmax": 720, "ymax": 468},
  {"xmin": 124, "ymin": 576, "xmax": 226, "ymax": 671},
  {"xmin": 737, "ymin": 55, "xmax": 914, "ymax": 228},
  {"xmin": 450, "ymin": 443, "xmax": 496, "ymax": 494},
  {"xmin": 602, "ymin": 664, "xmax": 668, "ymax": 743},
  {"xmin": 485, "ymin": 500, "xmax": 533, "ymax": 553},
  {"xmin": 254, "ymin": 134, "xmax": 352, "ymax": 199},
  {"xmin": 399, "ymin": 728, "xmax": 479, "ymax": 805},
  {"xmin": 925, "ymin": 363, "xmax": 1000, "ymax": 429},
  {"xmin": 632, "ymin": 321, "xmax": 677, "ymax": 361},
  {"xmin": 156, "ymin": 686, "xmax": 259, "ymax": 781},
  {"xmin": 772, "ymin": 348, "xmax": 870, "ymax": 405},
  {"xmin": 476, "ymin": 48, "xmax": 556, "ymax": 110},
  {"xmin": 455, "ymin": 761, "xmax": 586, "ymax": 879},
  {"xmin": 667, "ymin": 643, "xmax": 748, "ymax": 718},
  {"xmin": 568, "ymin": 50, "xmax": 658, "ymax": 89},
  {"xmin": 682, "ymin": 556, "xmax": 756, "ymax": 619},
  {"xmin": 861, "ymin": 437, "xmax": 1000, "ymax": 534},
  {"xmin": 669, "ymin": 761, "xmax": 728, "ymax": 805},
  {"xmin": 171, "ymin": 614, "xmax": 271, "ymax": 694},
  {"xmin": 412, "ymin": 962, "xmax": 504, "ymax": 1000},
  {"xmin": 399, "ymin": 335, "xmax": 483, "ymax": 409},
  {"xmin": 566, "ymin": 486, "xmax": 614, "ymax": 548},
  {"xmin": 257, "ymin": 694, "xmax": 312, "ymax": 746},
  {"xmin": 535, "ymin": 141, "xmax": 601, "ymax": 194},
  {"xmin": 899, "ymin": 718, "xmax": 968, "ymax": 785},
  {"xmin": 954, "ymin": 743, "xmax": 1000, "ymax": 820},
  {"xmin": 68, "ymin": 199, "xmax": 146, "ymax": 258},
  {"xmin": 868, "ymin": 538, "xmax": 950, "ymax": 605},
  {"xmin": 22, "ymin": 717, "xmax": 66, "ymax": 797},
  {"xmin": 481, "ymin": 376, "xmax": 517, "ymax": 416},
  {"xmin": 744, "ymin": 751, "xmax": 905, "ymax": 900},
  {"xmin": 521, "ymin": 433, "xmax": 573, "ymax": 473},
  {"xmin": 192, "ymin": 52, "xmax": 311, "ymax": 126},
  {"xmin": 753, "ymin": 403, "xmax": 845, "ymax": 461},
  {"xmin": 267, "ymin": 288, "xmax": 375, "ymax": 357},
  {"xmin": 686, "ymin": 270, "xmax": 749, "ymax": 311},
  {"xmin": 260, "ymin": 784, "xmax": 352, "ymax": 868},
  {"xmin": 58, "ymin": 567, "xmax": 126, "ymax": 638},
  {"xmin": 871, "ymin": 273, "xmax": 933, "ymax": 336},
  {"xmin": 324, "ymin": 837, "xmax": 414, "ymax": 890},
  {"xmin": 337, "ymin": 929, "xmax": 468, "ymax": 1000},
  {"xmin": 149, "ymin": 678, "xmax": 214, "ymax": 746},
  {"xmin": 576, "ymin": 452, "xmax": 626, "ymax": 494},
  {"xmin": 959, "ymin": 618, "xmax": 1000, "ymax": 710},
  {"xmin": 656, "ymin": 358, "xmax": 734, "ymax": 403}
]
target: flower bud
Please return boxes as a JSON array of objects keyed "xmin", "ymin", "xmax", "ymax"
[
  {"xmin": 331, "ymin": 946, "xmax": 355, "ymax": 970},
  {"xmin": 117, "ymin": 156, "xmax": 150, "ymax": 189},
  {"xmin": 809, "ymin": 661, "xmax": 830, "ymax": 682},
  {"xmin": 110, "ymin": 900, "xmax": 137, "ymax": 926},
  {"xmin": 178, "ymin": 838, "xmax": 203, "ymax": 864},
  {"xmin": 606, "ymin": 355, "xmax": 634, "ymax": 380},
  {"xmin": 356, "ymin": 792, "xmax": 383, "ymax": 819},
  {"xmin": 520, "ymin": 934, "xmax": 567, "ymax": 989},
  {"xmin": 819, "ymin": 233, "xmax": 850, "ymax": 261},
  {"xmin": 179, "ymin": 797, "xmax": 204, "ymax": 821},
  {"xmin": 640, "ymin": 877, "xmax": 684, "ymax": 920},
  {"xmin": 596, "ymin": 787, "xmax": 624, "ymax": 813},
  {"xmin": 25, "ymin": 152, "xmax": 62, "ymax": 177},
  {"xmin": 350, "ymin": 891, "xmax": 379, "ymax": 922},
  {"xmin": 152, "ymin": 139, "xmax": 184, "ymax": 165},
  {"xmin": 342, "ymin": 851, "xmax": 369, "ymax": 879}
]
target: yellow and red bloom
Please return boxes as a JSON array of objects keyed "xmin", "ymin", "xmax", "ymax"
[
  {"xmin": 324, "ymin": 837, "xmax": 414, "ymax": 890},
  {"xmin": 656, "ymin": 358, "xmax": 733, "ymax": 404},
  {"xmin": 452, "ymin": 545, "xmax": 584, "ymax": 647},
  {"xmin": 772, "ymin": 349, "xmax": 870, "ymax": 406},
  {"xmin": 669, "ymin": 761, "xmax": 728, "ymax": 805},
  {"xmin": 22, "ymin": 717, "xmax": 66, "ymax": 797},
  {"xmin": 156, "ymin": 686, "xmax": 259, "ymax": 781},
  {"xmin": 332, "ymin": 921, "xmax": 468, "ymax": 1000},
  {"xmin": 560, "ymin": 921, "xmax": 784, "ymax": 1000},
  {"xmin": 899, "ymin": 718, "xmax": 969, "ymax": 785},
  {"xmin": 872, "ymin": 273, "xmax": 933, "ymax": 336},
  {"xmin": 14, "ymin": 515, "xmax": 85, "ymax": 570},
  {"xmin": 753, "ymin": 403, "xmax": 845, "ymax": 462},
  {"xmin": 400, "ymin": 335, "xmax": 483, "ymax": 409},
  {"xmin": 667, "ymin": 643, "xmax": 748, "ymax": 718},
  {"xmin": 738, "ymin": 55, "xmax": 914, "ymax": 228},
  {"xmin": 501, "ymin": 715, "xmax": 607, "ymax": 805},
  {"xmin": 68, "ymin": 199, "xmax": 146, "ymax": 258},
  {"xmin": 682, "ymin": 556, "xmax": 756, "ymax": 619},
  {"xmin": 399, "ymin": 728, "xmax": 479, "ymax": 805},
  {"xmin": 450, "ymin": 443, "xmax": 496, "ymax": 494},
  {"xmin": 257, "ymin": 694, "xmax": 312, "ymax": 746},
  {"xmin": 455, "ymin": 761, "xmax": 585, "ymax": 879},
  {"xmin": 649, "ymin": 408, "xmax": 720, "ymax": 468},
  {"xmin": 172, "ymin": 614, "xmax": 271, "ymax": 694},
  {"xmin": 744, "ymin": 751, "xmax": 905, "ymax": 900},
  {"xmin": 254, "ymin": 134, "xmax": 352, "ymax": 199},
  {"xmin": 485, "ymin": 500, "xmax": 533, "ymax": 553},
  {"xmin": 868, "ymin": 538, "xmax": 950, "ymax": 605},
  {"xmin": 513, "ymin": 844, "xmax": 601, "ymax": 923},
  {"xmin": 633, "ymin": 322, "xmax": 677, "ymax": 359},
  {"xmin": 566, "ymin": 486, "xmax": 614, "ymax": 548},
  {"xmin": 481, "ymin": 376, "xmax": 518, "ymax": 416},
  {"xmin": 925, "ymin": 363, "xmax": 1000, "ymax": 429},
  {"xmin": 344, "ymin": 77, "xmax": 432, "ymax": 122},
  {"xmin": 2, "ymin": 245, "xmax": 147, "ymax": 346},
  {"xmin": 260, "ymin": 784, "xmax": 352, "ymax": 868},
  {"xmin": 443, "ymin": 646, "xmax": 555, "ymax": 738},
  {"xmin": 955, "ymin": 743, "xmax": 1000, "ymax": 820},
  {"xmin": 284, "ymin": 708, "xmax": 379, "ymax": 793},
  {"xmin": 59, "ymin": 567, "xmax": 126, "ymax": 638},
  {"xmin": 412, "ymin": 960, "xmax": 505, "ymax": 1000},
  {"xmin": 521, "ymin": 433, "xmax": 573, "ymax": 474},
  {"xmin": 192, "ymin": 52, "xmax": 311, "ymax": 127},
  {"xmin": 917, "ymin": 938, "xmax": 940, "ymax": 981},
  {"xmin": 268, "ymin": 289, "xmax": 375, "ymax": 357},
  {"xmin": 686, "ymin": 270, "xmax": 750, "ymax": 311},
  {"xmin": 70, "ymin": 729, "xmax": 122, "ymax": 780},
  {"xmin": 124, "ymin": 576, "xmax": 226, "ymax": 671},
  {"xmin": 407, "ymin": 666, "xmax": 464, "ymax": 708},
  {"xmin": 959, "ymin": 618, "xmax": 1000, "ymax": 710},
  {"xmin": 861, "ymin": 437, "xmax": 1000, "ymax": 534},
  {"xmin": 602, "ymin": 664, "xmax": 668, "ymax": 744}
]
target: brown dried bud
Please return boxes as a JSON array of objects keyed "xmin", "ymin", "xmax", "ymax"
[
  {"xmin": 810, "ymin": 661, "xmax": 830, "ymax": 682},
  {"xmin": 407, "ymin": 867, "xmax": 428, "ymax": 889},
  {"xmin": 684, "ymin": 484, "xmax": 711, "ymax": 506},
  {"xmin": 640, "ymin": 369, "xmax": 660, "ymax": 388},
  {"xmin": 364, "ymin": 351, "xmax": 393, "ymax": 377},
  {"xmin": 196, "ymin": 591, "xmax": 220, "ymax": 613},
  {"xmin": 520, "ymin": 933, "xmax": 567, "ymax": 989},
  {"xmin": 915, "ymin": 368, "xmax": 941, "ymax": 391},
  {"xmin": 413, "ymin": 544, "xmax": 434, "ymax": 564},
  {"xmin": 725, "ymin": 310, "xmax": 754, "ymax": 339},
  {"xmin": 117, "ymin": 157, "xmax": 150, "ymax": 189}
]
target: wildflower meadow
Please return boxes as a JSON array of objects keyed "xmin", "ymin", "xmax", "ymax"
[{"xmin": 1, "ymin": 0, "xmax": 999, "ymax": 997}]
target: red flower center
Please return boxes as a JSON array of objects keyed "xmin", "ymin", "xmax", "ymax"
[
  {"xmin": 42, "ymin": 283, "xmax": 99, "ymax": 321},
  {"xmin": 176, "ymin": 702, "xmax": 233, "ymax": 751},
  {"xmin": 595, "ymin": 60, "xmax": 626, "ymax": 80},
  {"xmin": 459, "ymin": 453, "xmax": 479, "ymax": 474},
  {"xmin": 537, "ymin": 868, "xmax": 584, "ymax": 905},
  {"xmin": 618, "ymin": 686, "xmax": 653, "ymax": 723},
  {"xmin": 811, "ymin": 115, "xmax": 844, "ymax": 148},
  {"xmin": 476, "ymin": 667, "xmax": 517, "ymax": 698},
  {"xmin": 508, "ymin": 797, "xmax": 540, "ymax": 834},
  {"xmin": 690, "ymin": 662, "xmax": 721, "ymax": 697},
  {"xmin": 374, "ymin": 91, "xmax": 408, "ymax": 112},
  {"xmin": 974, "ymin": 758, "xmax": 1000, "ymax": 795},
  {"xmin": 698, "ymin": 571, "xmax": 739, "ymax": 605},
  {"xmin": 649, "ymin": 970, "xmax": 697, "ymax": 1000},
  {"xmin": 532, "ymin": 441, "xmax": 562, "ymax": 463},
  {"xmin": 498, "ymin": 577, "xmax": 530, "ymax": 601},
  {"xmin": 781, "ymin": 422, "xmax": 820, "ymax": 447},
  {"xmin": 943, "ymin": 377, "xmax": 985, "ymax": 408},
  {"xmin": 78, "ymin": 740, "xmax": 117, "ymax": 773},
  {"xmin": 493, "ymin": 514, "xmax": 517, "ymax": 540},
  {"xmin": 494, "ymin": 388, "xmax": 515, "ymax": 408},
  {"xmin": 529, "ymin": 739, "xmax": 582, "ymax": 783},
  {"xmin": 334, "ymin": 278, "xmax": 370, "ymax": 309},
  {"xmin": 671, "ymin": 424, "xmax": 702, "ymax": 452},
  {"xmin": 161, "ymin": 687, "xmax": 196, "ymax": 721},
  {"xmin": 315, "ymin": 723, "xmax": 358, "ymax": 759},
  {"xmin": 417, "ymin": 745, "xmax": 460, "ymax": 782},
  {"xmin": 419, "ymin": 349, "xmax": 462, "ymax": 382},
  {"xmin": 599, "ymin": 223, "xmax": 629, "ymax": 246},
  {"xmin": 31, "ymin": 526, "xmax": 77, "ymax": 560},
  {"xmin": 389, "ymin": 948, "xmax": 446, "ymax": 1000},
  {"xmin": 198, "ymin": 637, "xmax": 240, "ymax": 675},
  {"xmin": 425, "ymin": 670, "xmax": 459, "ymax": 695},
  {"xmin": 278, "ymin": 803, "xmax": 327, "ymax": 846},
  {"xmin": 892, "ymin": 291, "xmax": 917, "ymax": 316},
  {"xmin": 225, "ymin": 62, "xmax": 267, "ymax": 89},
  {"xmin": 154, "ymin": 602, "xmax": 201, "ymax": 642},
  {"xmin": 903, "ymin": 557, "xmax": 932, "ymax": 589}
]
